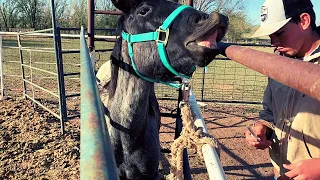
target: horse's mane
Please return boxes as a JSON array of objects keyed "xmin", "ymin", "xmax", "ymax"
[
  {"xmin": 107, "ymin": 16, "xmax": 125, "ymax": 98},
  {"xmin": 106, "ymin": 15, "xmax": 160, "ymax": 124}
]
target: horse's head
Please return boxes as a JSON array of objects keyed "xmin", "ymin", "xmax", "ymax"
[{"xmin": 112, "ymin": 0, "xmax": 228, "ymax": 82}]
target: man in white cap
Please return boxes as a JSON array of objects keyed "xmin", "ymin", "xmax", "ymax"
[{"xmin": 245, "ymin": 0, "xmax": 320, "ymax": 179}]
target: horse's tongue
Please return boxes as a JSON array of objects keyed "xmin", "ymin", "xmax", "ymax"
[{"xmin": 197, "ymin": 31, "xmax": 218, "ymax": 49}]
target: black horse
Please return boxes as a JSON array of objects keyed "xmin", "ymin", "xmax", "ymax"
[{"xmin": 97, "ymin": 0, "xmax": 228, "ymax": 179}]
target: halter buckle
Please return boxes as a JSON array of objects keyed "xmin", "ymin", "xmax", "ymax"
[
  {"xmin": 182, "ymin": 78, "xmax": 190, "ymax": 102},
  {"xmin": 156, "ymin": 28, "xmax": 169, "ymax": 46}
]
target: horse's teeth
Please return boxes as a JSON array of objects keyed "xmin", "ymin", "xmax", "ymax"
[
  {"xmin": 198, "ymin": 41, "xmax": 217, "ymax": 49},
  {"xmin": 197, "ymin": 42, "xmax": 207, "ymax": 47}
]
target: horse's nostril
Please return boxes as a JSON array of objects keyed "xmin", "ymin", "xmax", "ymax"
[
  {"xmin": 194, "ymin": 17, "xmax": 201, "ymax": 24},
  {"xmin": 129, "ymin": 14, "xmax": 134, "ymax": 20}
]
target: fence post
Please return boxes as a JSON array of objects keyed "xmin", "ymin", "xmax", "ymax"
[
  {"xmin": 175, "ymin": 86, "xmax": 192, "ymax": 180},
  {"xmin": 201, "ymin": 67, "xmax": 206, "ymax": 101},
  {"xmin": 51, "ymin": 0, "xmax": 67, "ymax": 134},
  {"xmin": 0, "ymin": 35, "xmax": 4, "ymax": 100},
  {"xmin": 17, "ymin": 33, "xmax": 27, "ymax": 99}
]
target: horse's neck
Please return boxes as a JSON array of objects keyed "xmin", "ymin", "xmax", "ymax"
[{"xmin": 108, "ymin": 68, "xmax": 155, "ymax": 131}]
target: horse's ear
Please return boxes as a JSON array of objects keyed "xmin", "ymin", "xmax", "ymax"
[{"xmin": 111, "ymin": 0, "xmax": 143, "ymax": 13}]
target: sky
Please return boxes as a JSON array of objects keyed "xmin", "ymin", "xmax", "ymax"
[{"xmin": 246, "ymin": 0, "xmax": 320, "ymax": 25}]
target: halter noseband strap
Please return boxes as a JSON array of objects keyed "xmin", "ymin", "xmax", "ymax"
[{"xmin": 121, "ymin": 5, "xmax": 192, "ymax": 89}]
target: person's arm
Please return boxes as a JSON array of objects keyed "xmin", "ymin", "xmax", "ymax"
[{"xmin": 277, "ymin": 158, "xmax": 320, "ymax": 180}]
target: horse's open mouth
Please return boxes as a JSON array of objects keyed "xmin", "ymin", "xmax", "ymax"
[
  {"xmin": 186, "ymin": 27, "xmax": 226, "ymax": 51},
  {"xmin": 196, "ymin": 27, "xmax": 225, "ymax": 50},
  {"xmin": 184, "ymin": 11, "xmax": 228, "ymax": 60}
]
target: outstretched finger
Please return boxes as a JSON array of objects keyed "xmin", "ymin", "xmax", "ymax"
[
  {"xmin": 283, "ymin": 163, "xmax": 296, "ymax": 171},
  {"xmin": 283, "ymin": 168, "xmax": 299, "ymax": 179}
]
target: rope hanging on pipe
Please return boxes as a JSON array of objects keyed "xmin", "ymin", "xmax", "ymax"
[{"xmin": 167, "ymin": 103, "xmax": 219, "ymax": 180}]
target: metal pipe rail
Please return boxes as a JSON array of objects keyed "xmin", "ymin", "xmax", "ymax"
[
  {"xmin": 188, "ymin": 91, "xmax": 227, "ymax": 180},
  {"xmin": 21, "ymin": 64, "xmax": 57, "ymax": 75},
  {"xmin": 18, "ymin": 28, "xmax": 53, "ymax": 35},
  {"xmin": 0, "ymin": 32, "xmax": 20, "ymax": 36},
  {"xmin": 23, "ymin": 79, "xmax": 59, "ymax": 98},
  {"xmin": 50, "ymin": 0, "xmax": 67, "ymax": 133},
  {"xmin": 80, "ymin": 26, "xmax": 118, "ymax": 180},
  {"xmin": 60, "ymin": 27, "xmax": 116, "ymax": 31},
  {"xmin": 225, "ymin": 45, "xmax": 320, "ymax": 102},
  {"xmin": 25, "ymin": 94, "xmax": 60, "ymax": 119},
  {"xmin": 6, "ymin": 60, "xmax": 80, "ymax": 67},
  {"xmin": 0, "ymin": 31, "xmax": 117, "ymax": 40},
  {"xmin": 64, "ymin": 72, "xmax": 80, "ymax": 76},
  {"xmin": 94, "ymin": 10, "xmax": 123, "ymax": 15},
  {"xmin": 66, "ymin": 93, "xmax": 80, "ymax": 98},
  {"xmin": 0, "ymin": 35, "xmax": 4, "ymax": 99}
]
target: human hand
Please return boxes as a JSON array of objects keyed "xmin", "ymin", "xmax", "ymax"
[
  {"xmin": 216, "ymin": 42, "xmax": 232, "ymax": 57},
  {"xmin": 245, "ymin": 123, "xmax": 272, "ymax": 150},
  {"xmin": 278, "ymin": 158, "xmax": 320, "ymax": 180}
]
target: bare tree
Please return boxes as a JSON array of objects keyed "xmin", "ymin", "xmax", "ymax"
[
  {"xmin": 0, "ymin": 0, "xmax": 19, "ymax": 31},
  {"xmin": 194, "ymin": 0, "xmax": 246, "ymax": 15},
  {"xmin": 178, "ymin": 0, "xmax": 252, "ymax": 41},
  {"xmin": 70, "ymin": 0, "xmax": 87, "ymax": 27},
  {"xmin": 225, "ymin": 11, "xmax": 251, "ymax": 41},
  {"xmin": 94, "ymin": 0, "xmax": 118, "ymax": 32},
  {"xmin": 193, "ymin": 0, "xmax": 215, "ymax": 13},
  {"xmin": 95, "ymin": 0, "xmax": 116, "ymax": 10},
  {"xmin": 16, "ymin": 0, "xmax": 45, "ymax": 29},
  {"xmin": 40, "ymin": 0, "xmax": 67, "ymax": 29}
]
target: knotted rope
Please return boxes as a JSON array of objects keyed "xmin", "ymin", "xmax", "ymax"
[{"xmin": 166, "ymin": 103, "xmax": 219, "ymax": 180}]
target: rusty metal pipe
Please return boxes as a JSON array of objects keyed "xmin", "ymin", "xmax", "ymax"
[
  {"xmin": 87, "ymin": 0, "xmax": 94, "ymax": 53},
  {"xmin": 94, "ymin": 10, "xmax": 123, "ymax": 15},
  {"xmin": 224, "ymin": 45, "xmax": 320, "ymax": 101},
  {"xmin": 186, "ymin": 0, "xmax": 193, "ymax": 7}
]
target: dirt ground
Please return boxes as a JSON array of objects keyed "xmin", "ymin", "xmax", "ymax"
[{"xmin": 0, "ymin": 97, "xmax": 274, "ymax": 180}]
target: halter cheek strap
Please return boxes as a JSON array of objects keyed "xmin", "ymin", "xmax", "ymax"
[{"xmin": 122, "ymin": 5, "xmax": 193, "ymax": 89}]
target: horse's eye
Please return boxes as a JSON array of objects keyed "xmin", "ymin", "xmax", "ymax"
[{"xmin": 139, "ymin": 7, "xmax": 150, "ymax": 16}]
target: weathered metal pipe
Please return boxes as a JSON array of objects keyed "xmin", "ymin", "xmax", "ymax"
[
  {"xmin": 80, "ymin": 26, "xmax": 118, "ymax": 180},
  {"xmin": 189, "ymin": 91, "xmax": 226, "ymax": 180},
  {"xmin": 87, "ymin": 0, "xmax": 94, "ymax": 53},
  {"xmin": 94, "ymin": 10, "xmax": 123, "ymax": 15},
  {"xmin": 51, "ymin": 0, "xmax": 67, "ymax": 133},
  {"xmin": 225, "ymin": 45, "xmax": 320, "ymax": 102},
  {"xmin": 186, "ymin": 0, "xmax": 193, "ymax": 6}
]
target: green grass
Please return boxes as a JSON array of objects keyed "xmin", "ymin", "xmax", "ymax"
[{"xmin": 2, "ymin": 35, "xmax": 272, "ymax": 104}]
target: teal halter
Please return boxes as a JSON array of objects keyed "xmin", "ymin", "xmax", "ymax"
[{"xmin": 121, "ymin": 5, "xmax": 192, "ymax": 89}]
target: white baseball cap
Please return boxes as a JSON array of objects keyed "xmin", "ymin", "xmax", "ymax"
[{"xmin": 251, "ymin": 0, "xmax": 314, "ymax": 38}]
